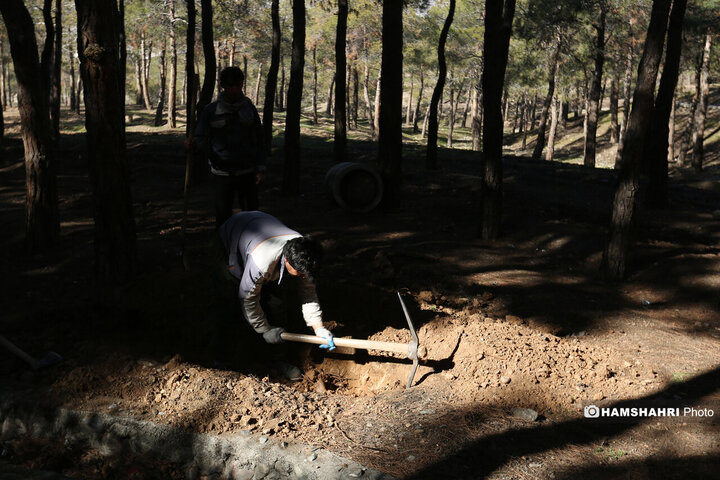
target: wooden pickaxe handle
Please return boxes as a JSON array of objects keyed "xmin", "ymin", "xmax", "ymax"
[
  {"xmin": 279, "ymin": 332, "xmax": 418, "ymax": 358},
  {"xmin": 0, "ymin": 335, "xmax": 40, "ymax": 369}
]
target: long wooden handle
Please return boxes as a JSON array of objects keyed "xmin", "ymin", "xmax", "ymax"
[
  {"xmin": 280, "ymin": 332, "xmax": 413, "ymax": 357},
  {"xmin": 0, "ymin": 335, "xmax": 39, "ymax": 368}
]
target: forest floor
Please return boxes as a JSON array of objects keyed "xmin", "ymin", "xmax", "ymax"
[{"xmin": 1, "ymin": 104, "xmax": 719, "ymax": 479}]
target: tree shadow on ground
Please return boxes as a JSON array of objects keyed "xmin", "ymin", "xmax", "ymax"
[{"xmin": 408, "ymin": 366, "xmax": 720, "ymax": 479}]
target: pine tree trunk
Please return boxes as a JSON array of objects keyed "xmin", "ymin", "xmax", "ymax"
[
  {"xmin": 279, "ymin": 56, "xmax": 285, "ymax": 109},
  {"xmin": 644, "ymin": 0, "xmax": 686, "ymax": 207},
  {"xmin": 197, "ymin": 0, "xmax": 216, "ymax": 116},
  {"xmin": 154, "ymin": 41, "xmax": 167, "ymax": 126},
  {"xmin": 690, "ymin": 32, "xmax": 711, "ymax": 174},
  {"xmin": 614, "ymin": 34, "xmax": 634, "ymax": 168},
  {"xmin": 480, "ymin": 0, "xmax": 516, "ymax": 239},
  {"xmin": 345, "ymin": 62, "xmax": 351, "ymax": 131},
  {"xmin": 312, "ymin": 47, "xmax": 318, "ymax": 124},
  {"xmin": 50, "ymin": 0, "xmax": 61, "ymax": 142},
  {"xmin": 448, "ymin": 84, "xmax": 455, "ymax": 148},
  {"xmin": 532, "ymin": 36, "xmax": 561, "ymax": 161},
  {"xmin": 352, "ymin": 66, "xmax": 359, "ymax": 129},
  {"xmin": 530, "ymin": 92, "xmax": 537, "ymax": 129},
  {"xmin": 377, "ymin": 0, "xmax": 403, "ymax": 208},
  {"xmin": 373, "ymin": 74, "xmax": 380, "ymax": 139},
  {"xmin": 254, "ymin": 63, "xmax": 262, "ymax": 108},
  {"xmin": 677, "ymin": 53, "xmax": 701, "ymax": 167},
  {"xmin": 405, "ymin": 77, "xmax": 413, "ymax": 127},
  {"xmin": 167, "ymin": 0, "xmax": 177, "ymax": 127},
  {"xmin": 135, "ymin": 58, "xmax": 144, "ymax": 105},
  {"xmin": 0, "ymin": 37, "xmax": 6, "ymax": 108},
  {"xmin": 462, "ymin": 82, "xmax": 472, "ymax": 127},
  {"xmin": 583, "ymin": 6, "xmax": 606, "ymax": 168},
  {"xmin": 413, "ymin": 66, "xmax": 424, "ymax": 133},
  {"xmin": 282, "ymin": 0, "xmax": 305, "ymax": 196},
  {"xmin": 426, "ymin": 0, "xmax": 455, "ymax": 170},
  {"xmin": 140, "ymin": 35, "xmax": 152, "ymax": 110},
  {"xmin": 546, "ymin": 95, "xmax": 559, "ymax": 161},
  {"xmin": 325, "ymin": 74, "xmax": 334, "ymax": 115},
  {"xmin": 75, "ymin": 0, "xmax": 137, "ymax": 283},
  {"xmin": 0, "ymin": 0, "xmax": 60, "ymax": 251},
  {"xmin": 609, "ymin": 75, "xmax": 619, "ymax": 143},
  {"xmin": 668, "ymin": 97, "xmax": 675, "ymax": 163},
  {"xmin": 363, "ymin": 63, "xmax": 375, "ymax": 140},
  {"xmin": 334, "ymin": 0, "xmax": 347, "ymax": 162},
  {"xmin": 244, "ymin": 55, "xmax": 249, "ymax": 92},
  {"xmin": 471, "ymin": 80, "xmax": 482, "ymax": 151},
  {"xmin": 602, "ymin": 0, "xmax": 670, "ymax": 280},
  {"xmin": 262, "ymin": 0, "xmax": 280, "ymax": 152}
]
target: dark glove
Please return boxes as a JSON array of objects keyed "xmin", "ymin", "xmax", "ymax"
[
  {"xmin": 314, "ymin": 327, "xmax": 336, "ymax": 351},
  {"xmin": 262, "ymin": 327, "xmax": 286, "ymax": 344}
]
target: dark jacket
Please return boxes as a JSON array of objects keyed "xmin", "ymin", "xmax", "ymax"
[{"xmin": 194, "ymin": 94, "xmax": 266, "ymax": 175}]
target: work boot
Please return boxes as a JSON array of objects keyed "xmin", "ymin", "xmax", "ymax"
[{"xmin": 272, "ymin": 361, "xmax": 303, "ymax": 382}]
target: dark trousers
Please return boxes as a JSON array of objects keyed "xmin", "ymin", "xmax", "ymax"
[{"xmin": 214, "ymin": 172, "xmax": 259, "ymax": 229}]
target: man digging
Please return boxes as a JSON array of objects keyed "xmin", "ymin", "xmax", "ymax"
[{"xmin": 216, "ymin": 211, "xmax": 335, "ymax": 381}]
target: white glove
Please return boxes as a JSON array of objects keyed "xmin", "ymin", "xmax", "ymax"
[
  {"xmin": 314, "ymin": 327, "xmax": 335, "ymax": 351},
  {"xmin": 262, "ymin": 327, "xmax": 286, "ymax": 344}
]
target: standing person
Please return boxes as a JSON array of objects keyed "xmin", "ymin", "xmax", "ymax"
[
  {"xmin": 217, "ymin": 211, "xmax": 335, "ymax": 380},
  {"xmin": 191, "ymin": 66, "xmax": 266, "ymax": 228}
]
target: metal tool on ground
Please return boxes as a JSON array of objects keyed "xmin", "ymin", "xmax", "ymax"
[
  {"xmin": 0, "ymin": 335, "xmax": 63, "ymax": 370},
  {"xmin": 280, "ymin": 291, "xmax": 425, "ymax": 388}
]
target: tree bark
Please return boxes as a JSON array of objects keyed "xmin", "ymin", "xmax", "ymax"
[
  {"xmin": 644, "ymin": 0, "xmax": 687, "ymax": 207},
  {"xmin": 262, "ymin": 0, "xmax": 280, "ymax": 152},
  {"xmin": 609, "ymin": 74, "xmax": 619, "ymax": 143},
  {"xmin": 377, "ymin": 0, "xmax": 403, "ymax": 208},
  {"xmin": 140, "ymin": 34, "xmax": 153, "ymax": 110},
  {"xmin": 546, "ymin": 95, "xmax": 559, "ymax": 161},
  {"xmin": 532, "ymin": 36, "xmax": 561, "ymax": 161},
  {"xmin": 50, "ymin": 0, "xmax": 62, "ymax": 142},
  {"xmin": 352, "ymin": 66, "xmax": 359, "ymax": 129},
  {"xmin": 471, "ymin": 79, "xmax": 481, "ymax": 151},
  {"xmin": 614, "ymin": 32, "xmax": 634, "ymax": 169},
  {"xmin": 426, "ymin": 0, "xmax": 455, "ymax": 170},
  {"xmin": 405, "ymin": 77, "xmax": 413, "ymax": 127},
  {"xmin": 325, "ymin": 74, "xmax": 334, "ymax": 115},
  {"xmin": 41, "ymin": 0, "xmax": 54, "ymax": 111},
  {"xmin": 197, "ymin": 0, "xmax": 216, "ymax": 115},
  {"xmin": 480, "ymin": 0, "xmax": 516, "ymax": 239},
  {"xmin": 312, "ymin": 47, "xmax": 318, "ymax": 124},
  {"xmin": 668, "ymin": 96, "xmax": 675, "ymax": 163},
  {"xmin": 282, "ymin": 0, "xmax": 305, "ymax": 196},
  {"xmin": 75, "ymin": 0, "xmax": 137, "ymax": 283},
  {"xmin": 602, "ymin": 0, "xmax": 671, "ymax": 280},
  {"xmin": 254, "ymin": 63, "xmax": 263, "ymax": 106},
  {"xmin": 412, "ymin": 65, "xmax": 424, "ymax": 134},
  {"xmin": 0, "ymin": 0, "xmax": 60, "ymax": 251},
  {"xmin": 462, "ymin": 82, "xmax": 472, "ymax": 127},
  {"xmin": 334, "ymin": 0, "xmax": 348, "ymax": 162},
  {"xmin": 583, "ymin": 4, "xmax": 606, "ymax": 168},
  {"xmin": 154, "ymin": 40, "xmax": 167, "ymax": 126},
  {"xmin": 363, "ymin": 63, "xmax": 375, "ymax": 140},
  {"xmin": 167, "ymin": 0, "xmax": 177, "ymax": 127},
  {"xmin": 373, "ymin": 73, "xmax": 381, "ymax": 136},
  {"xmin": 690, "ymin": 32, "xmax": 711, "ymax": 174},
  {"xmin": 0, "ymin": 37, "xmax": 6, "ymax": 108},
  {"xmin": 677, "ymin": 53, "xmax": 701, "ymax": 167}
]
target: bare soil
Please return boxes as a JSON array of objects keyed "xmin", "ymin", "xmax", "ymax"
[{"xmin": 1, "ymin": 107, "xmax": 719, "ymax": 479}]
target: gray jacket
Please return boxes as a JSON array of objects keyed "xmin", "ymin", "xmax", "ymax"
[{"xmin": 218, "ymin": 211, "xmax": 323, "ymax": 333}]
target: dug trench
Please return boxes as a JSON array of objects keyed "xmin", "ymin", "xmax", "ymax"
[{"xmin": 1, "ymin": 128, "xmax": 719, "ymax": 478}]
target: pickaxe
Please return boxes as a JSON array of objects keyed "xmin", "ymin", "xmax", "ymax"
[
  {"xmin": 280, "ymin": 291, "xmax": 425, "ymax": 388},
  {"xmin": 0, "ymin": 335, "xmax": 63, "ymax": 370}
]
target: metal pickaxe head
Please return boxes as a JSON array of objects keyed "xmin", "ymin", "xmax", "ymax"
[{"xmin": 397, "ymin": 291, "xmax": 424, "ymax": 389}]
